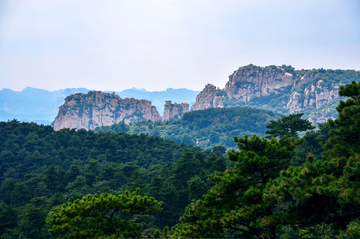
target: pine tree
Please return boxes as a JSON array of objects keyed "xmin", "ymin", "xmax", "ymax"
[
  {"xmin": 325, "ymin": 81, "xmax": 360, "ymax": 158},
  {"xmin": 264, "ymin": 81, "xmax": 360, "ymax": 236},
  {"xmin": 0, "ymin": 205, "xmax": 18, "ymax": 235},
  {"xmin": 265, "ymin": 113, "xmax": 315, "ymax": 139},
  {"xmin": 174, "ymin": 135, "xmax": 300, "ymax": 239},
  {"xmin": 46, "ymin": 189, "xmax": 163, "ymax": 238}
]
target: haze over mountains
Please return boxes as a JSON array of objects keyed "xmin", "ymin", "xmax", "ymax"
[
  {"xmin": 0, "ymin": 87, "xmax": 199, "ymax": 125},
  {"xmin": 49, "ymin": 64, "xmax": 360, "ymax": 133},
  {"xmin": 1, "ymin": 64, "xmax": 360, "ymax": 130}
]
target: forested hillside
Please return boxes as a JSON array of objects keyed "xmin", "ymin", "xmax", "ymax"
[
  {"xmin": 1, "ymin": 81, "xmax": 360, "ymax": 238},
  {"xmin": 94, "ymin": 107, "xmax": 281, "ymax": 149},
  {"xmin": 0, "ymin": 120, "xmax": 204, "ymax": 182},
  {"xmin": 0, "ymin": 120, "xmax": 227, "ymax": 238},
  {"xmin": 172, "ymin": 81, "xmax": 360, "ymax": 239}
]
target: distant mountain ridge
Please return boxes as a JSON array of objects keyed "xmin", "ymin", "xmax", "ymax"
[
  {"xmin": 52, "ymin": 91, "xmax": 191, "ymax": 131},
  {"xmin": 0, "ymin": 87, "xmax": 199, "ymax": 124},
  {"xmin": 0, "ymin": 87, "xmax": 89, "ymax": 125},
  {"xmin": 52, "ymin": 91, "xmax": 162, "ymax": 130},
  {"xmin": 192, "ymin": 64, "xmax": 360, "ymax": 123},
  {"xmin": 108, "ymin": 87, "xmax": 198, "ymax": 115},
  {"xmin": 3, "ymin": 64, "xmax": 359, "ymax": 126}
]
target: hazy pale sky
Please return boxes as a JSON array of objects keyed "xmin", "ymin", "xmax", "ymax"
[{"xmin": 0, "ymin": 0, "xmax": 359, "ymax": 92}]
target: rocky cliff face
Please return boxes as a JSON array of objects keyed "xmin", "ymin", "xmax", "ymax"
[
  {"xmin": 162, "ymin": 100, "xmax": 189, "ymax": 121},
  {"xmin": 224, "ymin": 65, "xmax": 294, "ymax": 102},
  {"xmin": 191, "ymin": 65, "xmax": 360, "ymax": 123},
  {"xmin": 191, "ymin": 84, "xmax": 225, "ymax": 111},
  {"xmin": 287, "ymin": 81, "xmax": 339, "ymax": 114},
  {"xmin": 52, "ymin": 91, "xmax": 161, "ymax": 130}
]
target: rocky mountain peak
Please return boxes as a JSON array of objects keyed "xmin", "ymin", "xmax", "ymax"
[
  {"xmin": 191, "ymin": 84, "xmax": 225, "ymax": 111},
  {"xmin": 162, "ymin": 100, "xmax": 189, "ymax": 121},
  {"xmin": 52, "ymin": 91, "xmax": 161, "ymax": 130},
  {"xmin": 225, "ymin": 64, "xmax": 294, "ymax": 102},
  {"xmin": 191, "ymin": 65, "xmax": 360, "ymax": 123}
]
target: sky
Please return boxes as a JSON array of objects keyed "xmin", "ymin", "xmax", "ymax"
[{"xmin": 0, "ymin": 0, "xmax": 359, "ymax": 92}]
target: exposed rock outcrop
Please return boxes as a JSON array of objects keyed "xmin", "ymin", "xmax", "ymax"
[
  {"xmin": 192, "ymin": 66, "xmax": 295, "ymax": 112},
  {"xmin": 286, "ymin": 81, "xmax": 339, "ymax": 114},
  {"xmin": 191, "ymin": 64, "xmax": 360, "ymax": 123},
  {"xmin": 315, "ymin": 81, "xmax": 339, "ymax": 109},
  {"xmin": 52, "ymin": 91, "xmax": 161, "ymax": 130},
  {"xmin": 225, "ymin": 65, "xmax": 294, "ymax": 101},
  {"xmin": 162, "ymin": 100, "xmax": 189, "ymax": 121},
  {"xmin": 191, "ymin": 84, "xmax": 225, "ymax": 111},
  {"xmin": 308, "ymin": 109, "xmax": 337, "ymax": 123}
]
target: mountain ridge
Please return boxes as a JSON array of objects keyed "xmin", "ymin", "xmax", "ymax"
[
  {"xmin": 0, "ymin": 87, "xmax": 199, "ymax": 124},
  {"xmin": 52, "ymin": 91, "xmax": 162, "ymax": 130},
  {"xmin": 191, "ymin": 64, "xmax": 360, "ymax": 123}
]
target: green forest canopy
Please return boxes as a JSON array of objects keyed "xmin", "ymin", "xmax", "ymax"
[
  {"xmin": 0, "ymin": 120, "xmax": 227, "ymax": 238},
  {"xmin": 173, "ymin": 82, "xmax": 360, "ymax": 238},
  {"xmin": 1, "ymin": 81, "xmax": 360, "ymax": 238},
  {"xmin": 94, "ymin": 106, "xmax": 282, "ymax": 149},
  {"xmin": 0, "ymin": 120, "xmax": 203, "ymax": 183}
]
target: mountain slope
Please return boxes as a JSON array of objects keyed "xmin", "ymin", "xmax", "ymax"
[
  {"xmin": 94, "ymin": 107, "xmax": 282, "ymax": 149},
  {"xmin": 192, "ymin": 65, "xmax": 360, "ymax": 122},
  {"xmin": 53, "ymin": 91, "xmax": 162, "ymax": 130}
]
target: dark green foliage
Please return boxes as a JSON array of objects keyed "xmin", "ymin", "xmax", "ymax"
[
  {"xmin": 264, "ymin": 81, "xmax": 360, "ymax": 236},
  {"xmin": 3, "ymin": 81, "xmax": 360, "ymax": 238},
  {"xmin": 281, "ymin": 65, "xmax": 295, "ymax": 74},
  {"xmin": 0, "ymin": 201, "xmax": 50, "ymax": 239},
  {"xmin": 291, "ymin": 123, "xmax": 332, "ymax": 166},
  {"xmin": 174, "ymin": 135, "xmax": 301, "ymax": 239},
  {"xmin": 339, "ymin": 80, "xmax": 360, "ymax": 100},
  {"xmin": 325, "ymin": 81, "xmax": 360, "ymax": 158},
  {"xmin": 47, "ymin": 189, "xmax": 163, "ymax": 238},
  {"xmin": 95, "ymin": 121, "xmax": 130, "ymax": 133},
  {"xmin": 0, "ymin": 206, "xmax": 18, "ymax": 235},
  {"xmin": 95, "ymin": 107, "xmax": 281, "ymax": 149},
  {"xmin": 265, "ymin": 113, "xmax": 315, "ymax": 139},
  {"xmin": 0, "ymin": 120, "xmax": 201, "ymax": 183},
  {"xmin": 0, "ymin": 120, "xmax": 227, "ymax": 238},
  {"xmin": 146, "ymin": 149, "xmax": 227, "ymax": 228}
]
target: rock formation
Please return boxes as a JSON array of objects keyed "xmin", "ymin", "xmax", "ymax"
[
  {"xmin": 191, "ymin": 84, "xmax": 225, "ymax": 111},
  {"xmin": 52, "ymin": 91, "xmax": 161, "ymax": 130},
  {"xmin": 162, "ymin": 100, "xmax": 189, "ymax": 121},
  {"xmin": 191, "ymin": 64, "xmax": 359, "ymax": 123},
  {"xmin": 224, "ymin": 65, "xmax": 294, "ymax": 102},
  {"xmin": 286, "ymin": 81, "xmax": 339, "ymax": 114}
]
